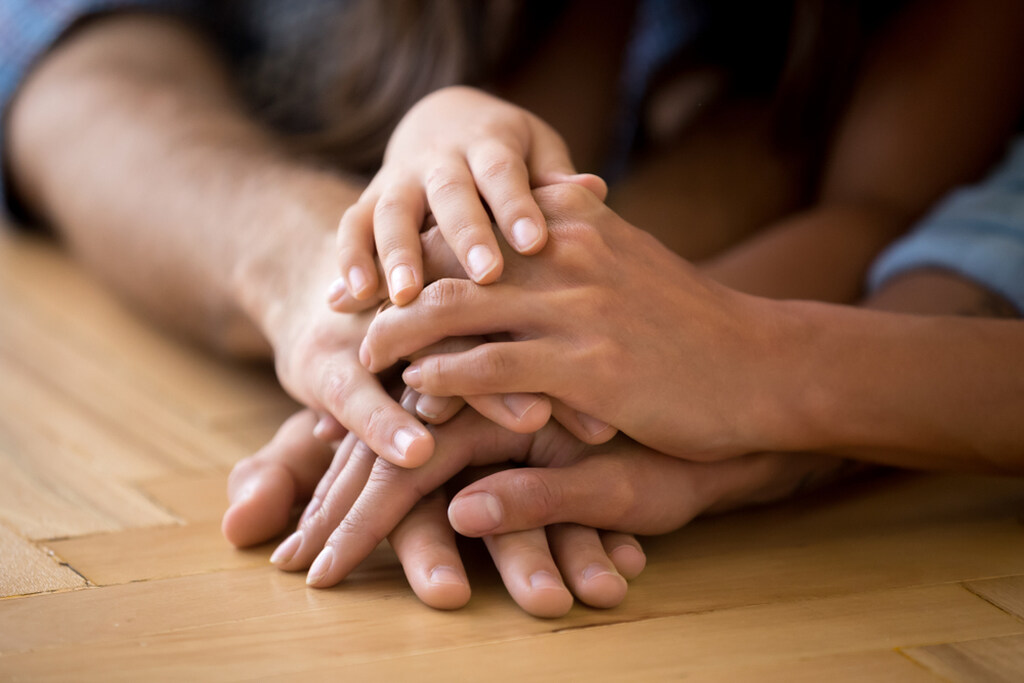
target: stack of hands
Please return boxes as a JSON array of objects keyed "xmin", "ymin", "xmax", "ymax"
[{"xmin": 221, "ymin": 87, "xmax": 847, "ymax": 617}]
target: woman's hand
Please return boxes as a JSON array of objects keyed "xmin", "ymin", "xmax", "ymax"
[
  {"xmin": 360, "ymin": 183, "xmax": 803, "ymax": 461},
  {"xmin": 331, "ymin": 86, "xmax": 605, "ymax": 306},
  {"xmin": 223, "ymin": 409, "xmax": 643, "ymax": 616}
]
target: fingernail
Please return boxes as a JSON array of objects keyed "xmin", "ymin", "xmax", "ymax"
[
  {"xmin": 503, "ymin": 393, "xmax": 542, "ymax": 421},
  {"xmin": 232, "ymin": 478, "xmax": 260, "ymax": 505},
  {"xmin": 511, "ymin": 218, "xmax": 542, "ymax": 251},
  {"xmin": 578, "ymin": 411, "xmax": 610, "ymax": 437},
  {"xmin": 389, "ymin": 264, "xmax": 416, "ymax": 298},
  {"xmin": 403, "ymin": 364, "xmax": 422, "ymax": 388},
  {"xmin": 312, "ymin": 416, "xmax": 331, "ymax": 440},
  {"xmin": 582, "ymin": 563, "xmax": 616, "ymax": 583},
  {"xmin": 298, "ymin": 497, "xmax": 321, "ymax": 526},
  {"xmin": 348, "ymin": 266, "xmax": 369, "ymax": 297},
  {"xmin": 326, "ymin": 277, "xmax": 347, "ymax": 304},
  {"xmin": 529, "ymin": 570, "xmax": 563, "ymax": 591},
  {"xmin": 429, "ymin": 565, "xmax": 465, "ymax": 586},
  {"xmin": 270, "ymin": 531, "xmax": 302, "ymax": 566},
  {"xmin": 306, "ymin": 547, "xmax": 334, "ymax": 586},
  {"xmin": 466, "ymin": 245, "xmax": 497, "ymax": 281},
  {"xmin": 449, "ymin": 492, "xmax": 502, "ymax": 533},
  {"xmin": 358, "ymin": 339, "xmax": 371, "ymax": 368},
  {"xmin": 416, "ymin": 393, "xmax": 451, "ymax": 419},
  {"xmin": 393, "ymin": 427, "xmax": 420, "ymax": 459}
]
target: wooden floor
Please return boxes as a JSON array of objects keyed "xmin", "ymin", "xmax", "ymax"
[{"xmin": 1, "ymin": 226, "xmax": 1023, "ymax": 682}]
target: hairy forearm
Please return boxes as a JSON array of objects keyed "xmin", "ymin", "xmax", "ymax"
[
  {"xmin": 6, "ymin": 14, "xmax": 360, "ymax": 355},
  {"xmin": 770, "ymin": 296, "xmax": 1024, "ymax": 473}
]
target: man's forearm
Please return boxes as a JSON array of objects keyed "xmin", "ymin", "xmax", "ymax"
[{"xmin": 6, "ymin": 13, "xmax": 360, "ymax": 355}]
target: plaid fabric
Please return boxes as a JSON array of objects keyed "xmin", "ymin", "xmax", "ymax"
[{"xmin": 0, "ymin": 0, "xmax": 201, "ymax": 218}]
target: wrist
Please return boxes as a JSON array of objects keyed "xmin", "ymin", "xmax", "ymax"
[{"xmin": 229, "ymin": 167, "xmax": 360, "ymax": 351}]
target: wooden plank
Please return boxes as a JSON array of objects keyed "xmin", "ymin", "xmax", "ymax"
[
  {"xmin": 294, "ymin": 585, "xmax": 1022, "ymax": 681},
  {"xmin": 0, "ymin": 566, "xmax": 406, "ymax": 654},
  {"xmin": 136, "ymin": 471, "xmax": 231, "ymax": 523},
  {"xmin": 0, "ymin": 524, "xmax": 85, "ymax": 598},
  {"xmin": 905, "ymin": 633, "xmax": 1024, "ymax": 683},
  {"xmin": 0, "ymin": 583, "xmax": 1013, "ymax": 681},
  {"xmin": 43, "ymin": 521, "xmax": 292, "ymax": 586},
  {"xmin": 0, "ymin": 233, "xmax": 293, "ymax": 425},
  {"xmin": 965, "ymin": 574, "xmax": 1024, "ymax": 620},
  {"xmin": 0, "ymin": 378, "xmax": 180, "ymax": 540},
  {"xmin": 0, "ymin": 293, "xmax": 257, "ymax": 472}
]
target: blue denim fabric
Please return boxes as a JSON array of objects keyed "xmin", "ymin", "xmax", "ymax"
[{"xmin": 869, "ymin": 136, "xmax": 1024, "ymax": 313}]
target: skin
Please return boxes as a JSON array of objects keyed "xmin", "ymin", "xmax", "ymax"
[
  {"xmin": 8, "ymin": 0, "xmax": 1024, "ymax": 613},
  {"xmin": 3, "ymin": 14, "xmax": 620, "ymax": 614}
]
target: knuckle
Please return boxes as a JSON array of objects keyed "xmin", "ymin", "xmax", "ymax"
[
  {"xmin": 361, "ymin": 402, "xmax": 397, "ymax": 443},
  {"xmin": 419, "ymin": 277, "xmax": 469, "ymax": 311},
  {"xmin": 536, "ymin": 181, "xmax": 594, "ymax": 216},
  {"xmin": 319, "ymin": 366, "xmax": 356, "ymax": 407},
  {"xmin": 424, "ymin": 167, "xmax": 465, "ymax": 204},
  {"xmin": 509, "ymin": 469, "xmax": 561, "ymax": 518},
  {"xmin": 477, "ymin": 346, "xmax": 513, "ymax": 380},
  {"xmin": 477, "ymin": 153, "xmax": 516, "ymax": 185},
  {"xmin": 373, "ymin": 195, "xmax": 408, "ymax": 222}
]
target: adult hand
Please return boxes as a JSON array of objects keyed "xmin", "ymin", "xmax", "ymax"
[
  {"xmin": 360, "ymin": 183, "xmax": 799, "ymax": 461},
  {"xmin": 227, "ymin": 410, "xmax": 641, "ymax": 616}
]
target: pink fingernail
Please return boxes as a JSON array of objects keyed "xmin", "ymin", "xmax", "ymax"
[
  {"xmin": 578, "ymin": 411, "xmax": 610, "ymax": 437},
  {"xmin": 306, "ymin": 547, "xmax": 334, "ymax": 586},
  {"xmin": 503, "ymin": 393, "xmax": 542, "ymax": 421},
  {"xmin": 393, "ymin": 428, "xmax": 420, "ymax": 459},
  {"xmin": 449, "ymin": 492, "xmax": 502, "ymax": 533},
  {"xmin": 389, "ymin": 264, "xmax": 416, "ymax": 298},
  {"xmin": 270, "ymin": 531, "xmax": 302, "ymax": 566},
  {"xmin": 429, "ymin": 566, "xmax": 465, "ymax": 586},
  {"xmin": 582, "ymin": 563, "xmax": 616, "ymax": 583},
  {"xmin": 529, "ymin": 570, "xmax": 563, "ymax": 591},
  {"xmin": 348, "ymin": 266, "xmax": 369, "ymax": 297},
  {"xmin": 298, "ymin": 497, "xmax": 321, "ymax": 526},
  {"xmin": 416, "ymin": 394, "xmax": 451, "ymax": 419},
  {"xmin": 466, "ymin": 245, "xmax": 497, "ymax": 281},
  {"xmin": 511, "ymin": 218, "xmax": 542, "ymax": 251},
  {"xmin": 358, "ymin": 339, "xmax": 371, "ymax": 368},
  {"xmin": 403, "ymin": 364, "xmax": 422, "ymax": 388},
  {"xmin": 326, "ymin": 277, "xmax": 347, "ymax": 304}
]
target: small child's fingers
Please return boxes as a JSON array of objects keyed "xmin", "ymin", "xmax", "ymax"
[
  {"xmin": 337, "ymin": 200, "xmax": 381, "ymax": 301},
  {"xmin": 424, "ymin": 160, "xmax": 504, "ymax": 284},
  {"xmin": 466, "ymin": 141, "xmax": 547, "ymax": 255},
  {"xmin": 374, "ymin": 182, "xmax": 427, "ymax": 305},
  {"xmin": 550, "ymin": 399, "xmax": 617, "ymax": 445}
]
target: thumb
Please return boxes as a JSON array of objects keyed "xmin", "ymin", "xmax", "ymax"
[{"xmin": 447, "ymin": 450, "xmax": 709, "ymax": 538}]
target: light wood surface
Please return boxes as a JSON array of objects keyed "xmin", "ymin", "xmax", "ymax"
[{"xmin": 1, "ymin": 227, "xmax": 1023, "ymax": 682}]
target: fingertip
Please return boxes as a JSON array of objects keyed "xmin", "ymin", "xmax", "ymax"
[
  {"xmin": 510, "ymin": 217, "xmax": 547, "ymax": 254},
  {"xmin": 575, "ymin": 564, "xmax": 628, "ymax": 609},
  {"xmin": 221, "ymin": 465, "xmax": 296, "ymax": 548},
  {"xmin": 388, "ymin": 264, "xmax": 420, "ymax": 304},
  {"xmin": 466, "ymin": 244, "xmax": 502, "ymax": 284},
  {"xmin": 414, "ymin": 566, "xmax": 472, "ymax": 610},
  {"xmin": 391, "ymin": 426, "xmax": 434, "ymax": 468},
  {"xmin": 448, "ymin": 491, "xmax": 503, "ymax": 536},
  {"xmin": 608, "ymin": 544, "xmax": 647, "ymax": 580},
  {"xmin": 347, "ymin": 266, "xmax": 375, "ymax": 300},
  {"xmin": 520, "ymin": 570, "xmax": 574, "ymax": 618}
]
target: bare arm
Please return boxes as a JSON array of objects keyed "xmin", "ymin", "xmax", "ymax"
[
  {"xmin": 6, "ymin": 13, "xmax": 436, "ymax": 465},
  {"xmin": 702, "ymin": 0, "xmax": 1024, "ymax": 301},
  {"xmin": 7, "ymin": 13, "xmax": 356, "ymax": 355}
]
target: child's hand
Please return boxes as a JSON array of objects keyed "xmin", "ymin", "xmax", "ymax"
[{"xmin": 331, "ymin": 86, "xmax": 605, "ymax": 307}]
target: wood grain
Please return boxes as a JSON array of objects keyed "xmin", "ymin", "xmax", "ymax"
[
  {"xmin": 0, "ymin": 524, "xmax": 85, "ymax": 598},
  {"xmin": 4, "ymin": 228, "xmax": 1024, "ymax": 681},
  {"xmin": 906, "ymin": 633, "xmax": 1024, "ymax": 683}
]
